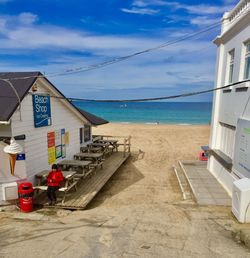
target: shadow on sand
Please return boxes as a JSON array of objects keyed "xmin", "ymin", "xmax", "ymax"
[{"xmin": 87, "ymin": 153, "xmax": 145, "ymax": 209}]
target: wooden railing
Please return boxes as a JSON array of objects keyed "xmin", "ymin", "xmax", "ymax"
[
  {"xmin": 92, "ymin": 135, "xmax": 131, "ymax": 157},
  {"xmin": 123, "ymin": 136, "xmax": 131, "ymax": 157}
]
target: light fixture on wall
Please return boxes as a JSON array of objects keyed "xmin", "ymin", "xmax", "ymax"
[
  {"xmin": 32, "ymin": 84, "xmax": 38, "ymax": 92},
  {"xmin": 3, "ymin": 138, "xmax": 23, "ymax": 175}
]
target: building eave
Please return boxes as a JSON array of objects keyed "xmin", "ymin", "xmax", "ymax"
[
  {"xmin": 215, "ymin": 8, "xmax": 250, "ymax": 45},
  {"xmin": 213, "ymin": 36, "xmax": 222, "ymax": 46}
]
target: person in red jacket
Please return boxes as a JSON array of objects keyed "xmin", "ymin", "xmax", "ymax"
[{"xmin": 47, "ymin": 164, "xmax": 64, "ymax": 205}]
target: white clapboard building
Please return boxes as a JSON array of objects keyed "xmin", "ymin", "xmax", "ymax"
[
  {"xmin": 0, "ymin": 72, "xmax": 108, "ymax": 203},
  {"xmin": 208, "ymin": 0, "xmax": 250, "ymax": 195}
]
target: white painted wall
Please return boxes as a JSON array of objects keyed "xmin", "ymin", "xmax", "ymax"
[
  {"xmin": 208, "ymin": 156, "xmax": 237, "ymax": 196},
  {"xmin": 0, "ymin": 124, "xmax": 12, "ymax": 137},
  {"xmin": 0, "ymin": 77, "xmax": 91, "ymax": 189},
  {"xmin": 208, "ymin": 2, "xmax": 250, "ymax": 195},
  {"xmin": 218, "ymin": 124, "xmax": 235, "ymax": 158}
]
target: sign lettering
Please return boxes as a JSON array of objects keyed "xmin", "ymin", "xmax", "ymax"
[{"xmin": 32, "ymin": 94, "xmax": 52, "ymax": 128}]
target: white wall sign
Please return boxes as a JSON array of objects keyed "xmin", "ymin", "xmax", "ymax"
[{"xmin": 233, "ymin": 118, "xmax": 250, "ymax": 178}]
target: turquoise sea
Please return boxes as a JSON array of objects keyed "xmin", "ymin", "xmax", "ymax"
[{"xmin": 74, "ymin": 101, "xmax": 212, "ymax": 125}]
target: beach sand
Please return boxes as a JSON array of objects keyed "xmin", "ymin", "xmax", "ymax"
[
  {"xmin": 1, "ymin": 123, "xmax": 250, "ymax": 257},
  {"xmin": 91, "ymin": 123, "xmax": 210, "ymax": 207}
]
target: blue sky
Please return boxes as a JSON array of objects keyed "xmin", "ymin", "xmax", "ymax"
[{"xmin": 0, "ymin": 0, "xmax": 239, "ymax": 101}]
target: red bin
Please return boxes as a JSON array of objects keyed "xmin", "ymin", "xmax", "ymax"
[
  {"xmin": 18, "ymin": 182, "xmax": 34, "ymax": 212},
  {"xmin": 199, "ymin": 151, "xmax": 208, "ymax": 161}
]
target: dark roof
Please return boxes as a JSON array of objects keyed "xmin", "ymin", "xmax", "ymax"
[
  {"xmin": 76, "ymin": 107, "xmax": 109, "ymax": 126},
  {"xmin": 0, "ymin": 72, "xmax": 40, "ymax": 121},
  {"xmin": 0, "ymin": 72, "xmax": 109, "ymax": 126}
]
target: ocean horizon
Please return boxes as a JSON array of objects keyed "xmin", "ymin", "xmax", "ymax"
[{"xmin": 73, "ymin": 101, "xmax": 212, "ymax": 125}]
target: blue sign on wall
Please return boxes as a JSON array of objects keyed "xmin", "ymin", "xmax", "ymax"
[
  {"xmin": 32, "ymin": 94, "xmax": 52, "ymax": 128},
  {"xmin": 16, "ymin": 154, "xmax": 26, "ymax": 161}
]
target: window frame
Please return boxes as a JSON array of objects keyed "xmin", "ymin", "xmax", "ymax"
[
  {"xmin": 244, "ymin": 41, "xmax": 250, "ymax": 80},
  {"xmin": 79, "ymin": 127, "xmax": 83, "ymax": 144},
  {"xmin": 83, "ymin": 125, "xmax": 91, "ymax": 143},
  {"xmin": 227, "ymin": 49, "xmax": 235, "ymax": 85}
]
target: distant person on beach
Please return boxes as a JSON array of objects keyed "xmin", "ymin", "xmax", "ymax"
[{"xmin": 47, "ymin": 164, "xmax": 64, "ymax": 205}]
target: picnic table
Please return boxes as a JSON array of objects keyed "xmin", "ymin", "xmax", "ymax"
[
  {"xmin": 89, "ymin": 142, "xmax": 109, "ymax": 148},
  {"xmin": 80, "ymin": 146, "xmax": 103, "ymax": 153},
  {"xmin": 57, "ymin": 159, "xmax": 92, "ymax": 173},
  {"xmin": 35, "ymin": 170, "xmax": 76, "ymax": 188},
  {"xmin": 34, "ymin": 170, "xmax": 78, "ymax": 204},
  {"xmin": 98, "ymin": 139, "xmax": 119, "ymax": 152},
  {"xmin": 74, "ymin": 152, "xmax": 104, "ymax": 169},
  {"xmin": 99, "ymin": 139, "xmax": 118, "ymax": 144},
  {"xmin": 88, "ymin": 146, "xmax": 103, "ymax": 153}
]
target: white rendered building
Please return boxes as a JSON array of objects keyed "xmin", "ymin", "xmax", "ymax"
[
  {"xmin": 0, "ymin": 72, "xmax": 108, "ymax": 203},
  {"xmin": 208, "ymin": 0, "xmax": 250, "ymax": 195}
]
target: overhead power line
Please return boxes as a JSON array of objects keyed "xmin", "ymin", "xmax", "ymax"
[
  {"xmin": 51, "ymin": 21, "xmax": 221, "ymax": 77},
  {"xmin": 2, "ymin": 8, "xmax": 250, "ymax": 82},
  {"xmin": 1, "ymin": 20, "xmax": 222, "ymax": 81},
  {"xmin": 27, "ymin": 79, "xmax": 250, "ymax": 102}
]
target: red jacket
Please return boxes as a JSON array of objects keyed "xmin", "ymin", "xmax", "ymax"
[{"xmin": 47, "ymin": 170, "xmax": 64, "ymax": 187}]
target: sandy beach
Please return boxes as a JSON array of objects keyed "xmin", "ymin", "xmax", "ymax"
[
  {"xmin": 91, "ymin": 123, "xmax": 210, "ymax": 207},
  {"xmin": 1, "ymin": 123, "xmax": 250, "ymax": 257}
]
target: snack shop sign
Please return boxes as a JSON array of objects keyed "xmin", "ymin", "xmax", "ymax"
[{"xmin": 32, "ymin": 94, "xmax": 52, "ymax": 128}]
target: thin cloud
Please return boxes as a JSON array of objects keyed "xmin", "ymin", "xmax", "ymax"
[
  {"xmin": 0, "ymin": 8, "xmax": 217, "ymax": 100},
  {"xmin": 132, "ymin": 0, "xmax": 148, "ymax": 7},
  {"xmin": 181, "ymin": 4, "xmax": 233, "ymax": 15},
  {"xmin": 121, "ymin": 7, "xmax": 159, "ymax": 15},
  {"xmin": 0, "ymin": 13, "xmax": 164, "ymax": 53},
  {"xmin": 190, "ymin": 16, "xmax": 220, "ymax": 27},
  {"xmin": 133, "ymin": 0, "xmax": 167, "ymax": 7},
  {"xmin": 130, "ymin": 0, "xmax": 233, "ymax": 15},
  {"xmin": 18, "ymin": 13, "xmax": 38, "ymax": 25}
]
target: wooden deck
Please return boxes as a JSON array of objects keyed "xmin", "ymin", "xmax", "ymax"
[{"xmin": 34, "ymin": 151, "xmax": 130, "ymax": 210}]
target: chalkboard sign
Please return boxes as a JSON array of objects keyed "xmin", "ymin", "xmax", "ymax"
[
  {"xmin": 233, "ymin": 118, "xmax": 250, "ymax": 178},
  {"xmin": 32, "ymin": 94, "xmax": 52, "ymax": 128}
]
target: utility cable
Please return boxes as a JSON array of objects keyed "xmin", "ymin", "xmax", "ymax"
[
  {"xmin": 1, "ymin": 8, "xmax": 250, "ymax": 87},
  {"xmin": 0, "ymin": 78, "xmax": 22, "ymax": 121},
  {"xmin": 0, "ymin": 20, "xmax": 223, "ymax": 81},
  {"xmin": 1, "ymin": 8, "xmax": 250, "ymax": 81},
  {"xmin": 26, "ymin": 79, "xmax": 250, "ymax": 102}
]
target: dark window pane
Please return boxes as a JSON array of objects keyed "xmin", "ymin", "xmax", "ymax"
[{"xmin": 84, "ymin": 125, "xmax": 91, "ymax": 142}]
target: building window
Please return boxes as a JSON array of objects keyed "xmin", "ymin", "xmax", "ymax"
[
  {"xmin": 228, "ymin": 49, "xmax": 235, "ymax": 84},
  {"xmin": 79, "ymin": 128, "xmax": 83, "ymax": 144},
  {"xmin": 244, "ymin": 42, "xmax": 250, "ymax": 80},
  {"xmin": 84, "ymin": 125, "xmax": 91, "ymax": 142},
  {"xmin": 219, "ymin": 122, "xmax": 235, "ymax": 158}
]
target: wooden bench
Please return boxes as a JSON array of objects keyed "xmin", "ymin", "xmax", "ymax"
[
  {"xmin": 104, "ymin": 147, "xmax": 113, "ymax": 157},
  {"xmin": 33, "ymin": 181, "xmax": 78, "ymax": 204},
  {"xmin": 74, "ymin": 168, "xmax": 95, "ymax": 179},
  {"xmin": 90, "ymin": 161, "xmax": 103, "ymax": 170}
]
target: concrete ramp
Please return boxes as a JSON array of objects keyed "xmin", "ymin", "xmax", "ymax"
[{"xmin": 179, "ymin": 161, "xmax": 231, "ymax": 206}]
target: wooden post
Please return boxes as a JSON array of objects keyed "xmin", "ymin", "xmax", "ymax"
[{"xmin": 123, "ymin": 138, "xmax": 126, "ymax": 157}]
